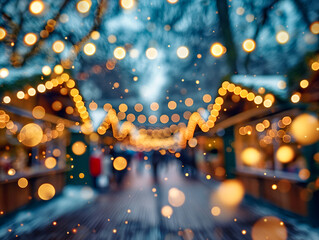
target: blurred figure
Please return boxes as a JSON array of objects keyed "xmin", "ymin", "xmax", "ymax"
[
  {"xmin": 152, "ymin": 150, "xmax": 162, "ymax": 183},
  {"xmin": 89, "ymin": 151, "xmax": 102, "ymax": 189}
]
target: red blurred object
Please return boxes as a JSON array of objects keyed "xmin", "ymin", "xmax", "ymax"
[{"xmin": 89, "ymin": 156, "xmax": 102, "ymax": 177}]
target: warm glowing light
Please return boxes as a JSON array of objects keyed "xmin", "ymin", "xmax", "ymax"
[
  {"xmin": 290, "ymin": 113, "xmax": 319, "ymax": 145},
  {"xmin": 42, "ymin": 66, "xmax": 52, "ymax": 76},
  {"xmin": 291, "ymin": 93, "xmax": 300, "ymax": 103},
  {"xmin": 0, "ymin": 68, "xmax": 9, "ymax": 78},
  {"xmin": 0, "ymin": 27, "xmax": 6, "ymax": 40},
  {"xmin": 312, "ymin": 62, "xmax": 319, "ymax": 71},
  {"xmin": 300, "ymin": 79, "xmax": 309, "ymax": 88},
  {"xmin": 210, "ymin": 43, "xmax": 224, "ymax": 57},
  {"xmin": 24, "ymin": 33, "xmax": 37, "ymax": 46},
  {"xmin": 113, "ymin": 156, "xmax": 127, "ymax": 171},
  {"xmin": 168, "ymin": 188, "xmax": 185, "ymax": 207},
  {"xmin": 37, "ymin": 84, "xmax": 46, "ymax": 93},
  {"xmin": 252, "ymin": 216, "xmax": 287, "ymax": 240},
  {"xmin": 120, "ymin": 0, "xmax": 135, "ymax": 9},
  {"xmin": 276, "ymin": 31, "xmax": 289, "ymax": 44},
  {"xmin": 38, "ymin": 183, "xmax": 56, "ymax": 200},
  {"xmin": 211, "ymin": 206, "xmax": 221, "ymax": 216},
  {"xmin": 185, "ymin": 98, "xmax": 193, "ymax": 107},
  {"xmin": 150, "ymin": 102, "xmax": 159, "ymax": 111},
  {"xmin": 29, "ymin": 0, "xmax": 45, "ymax": 15},
  {"xmin": 203, "ymin": 94, "xmax": 212, "ymax": 103},
  {"xmin": 168, "ymin": 101, "xmax": 177, "ymax": 110},
  {"xmin": 114, "ymin": 47, "xmax": 126, "ymax": 60},
  {"xmin": 167, "ymin": 0, "xmax": 178, "ymax": 4},
  {"xmin": 3, "ymin": 96, "xmax": 11, "ymax": 104},
  {"xmin": 310, "ymin": 21, "xmax": 319, "ymax": 34},
  {"xmin": 54, "ymin": 65, "xmax": 64, "ymax": 74},
  {"xmin": 77, "ymin": 0, "xmax": 91, "ymax": 14},
  {"xmin": 72, "ymin": 141, "xmax": 87, "ymax": 155},
  {"xmin": 119, "ymin": 103, "xmax": 128, "ymax": 112},
  {"xmin": 161, "ymin": 205, "xmax": 173, "ymax": 218},
  {"xmin": 242, "ymin": 39, "xmax": 256, "ymax": 52},
  {"xmin": 52, "ymin": 40, "xmax": 65, "ymax": 53},
  {"xmin": 18, "ymin": 178, "xmax": 28, "ymax": 188},
  {"xmin": 16, "ymin": 91, "xmax": 25, "ymax": 99},
  {"xmin": 45, "ymin": 157, "xmax": 57, "ymax": 169},
  {"xmin": 176, "ymin": 46, "xmax": 189, "ymax": 59},
  {"xmin": 215, "ymin": 180, "xmax": 244, "ymax": 207},
  {"xmin": 32, "ymin": 106, "xmax": 46, "ymax": 119},
  {"xmin": 83, "ymin": 43, "xmax": 96, "ymax": 56},
  {"xmin": 18, "ymin": 123, "xmax": 43, "ymax": 147},
  {"xmin": 146, "ymin": 47, "xmax": 158, "ymax": 60},
  {"xmin": 276, "ymin": 145, "xmax": 295, "ymax": 164},
  {"xmin": 241, "ymin": 147, "xmax": 262, "ymax": 166}
]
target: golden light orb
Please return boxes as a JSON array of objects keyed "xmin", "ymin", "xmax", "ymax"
[
  {"xmin": 18, "ymin": 123, "xmax": 43, "ymax": 147},
  {"xmin": 290, "ymin": 113, "xmax": 319, "ymax": 145},
  {"xmin": 77, "ymin": 0, "xmax": 91, "ymax": 14},
  {"xmin": 310, "ymin": 21, "xmax": 319, "ymax": 35},
  {"xmin": 211, "ymin": 206, "xmax": 221, "ymax": 216},
  {"xmin": 24, "ymin": 33, "xmax": 37, "ymax": 46},
  {"xmin": 3, "ymin": 96, "xmax": 11, "ymax": 104},
  {"xmin": 52, "ymin": 40, "xmax": 65, "ymax": 53},
  {"xmin": 150, "ymin": 102, "xmax": 159, "ymax": 111},
  {"xmin": 276, "ymin": 30, "xmax": 289, "ymax": 44},
  {"xmin": 146, "ymin": 47, "xmax": 158, "ymax": 60},
  {"xmin": 167, "ymin": 0, "xmax": 178, "ymax": 4},
  {"xmin": 176, "ymin": 46, "xmax": 189, "ymax": 59},
  {"xmin": 0, "ymin": 68, "xmax": 9, "ymax": 78},
  {"xmin": 18, "ymin": 178, "xmax": 28, "ymax": 188},
  {"xmin": 252, "ymin": 216, "xmax": 287, "ymax": 240},
  {"xmin": 37, "ymin": 84, "xmax": 46, "ymax": 93},
  {"xmin": 119, "ymin": 103, "xmax": 128, "ymax": 112},
  {"xmin": 113, "ymin": 156, "xmax": 127, "ymax": 171},
  {"xmin": 53, "ymin": 64, "xmax": 64, "ymax": 74},
  {"xmin": 72, "ymin": 141, "xmax": 87, "ymax": 155},
  {"xmin": 44, "ymin": 157, "xmax": 57, "ymax": 169},
  {"xmin": 210, "ymin": 43, "xmax": 224, "ymax": 57},
  {"xmin": 216, "ymin": 180, "xmax": 244, "ymax": 207},
  {"xmin": 161, "ymin": 205, "xmax": 173, "ymax": 218},
  {"xmin": 32, "ymin": 106, "xmax": 46, "ymax": 119},
  {"xmin": 38, "ymin": 183, "xmax": 56, "ymax": 200},
  {"xmin": 0, "ymin": 27, "xmax": 6, "ymax": 40},
  {"xmin": 242, "ymin": 39, "xmax": 256, "ymax": 52},
  {"xmin": 241, "ymin": 147, "xmax": 262, "ymax": 166},
  {"xmin": 42, "ymin": 66, "xmax": 52, "ymax": 76},
  {"xmin": 276, "ymin": 145, "xmax": 295, "ymax": 164},
  {"xmin": 29, "ymin": 0, "xmax": 45, "ymax": 15},
  {"xmin": 83, "ymin": 43, "xmax": 96, "ymax": 56},
  {"xmin": 120, "ymin": 0, "xmax": 135, "ymax": 9},
  {"xmin": 300, "ymin": 79, "xmax": 309, "ymax": 88},
  {"xmin": 113, "ymin": 47, "xmax": 126, "ymax": 60},
  {"xmin": 291, "ymin": 93, "xmax": 300, "ymax": 103},
  {"xmin": 168, "ymin": 188, "xmax": 185, "ymax": 207},
  {"xmin": 168, "ymin": 101, "xmax": 177, "ymax": 110}
]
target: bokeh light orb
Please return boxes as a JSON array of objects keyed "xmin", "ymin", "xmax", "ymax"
[
  {"xmin": 44, "ymin": 157, "xmax": 57, "ymax": 169},
  {"xmin": 310, "ymin": 21, "xmax": 319, "ymax": 35},
  {"xmin": 114, "ymin": 47, "xmax": 126, "ymax": 60},
  {"xmin": 77, "ymin": 0, "xmax": 91, "ymax": 14},
  {"xmin": 241, "ymin": 147, "xmax": 262, "ymax": 166},
  {"xmin": 276, "ymin": 30, "xmax": 289, "ymax": 44},
  {"xmin": 216, "ymin": 180, "xmax": 244, "ymax": 207},
  {"xmin": 211, "ymin": 206, "xmax": 221, "ymax": 216},
  {"xmin": 72, "ymin": 141, "xmax": 87, "ymax": 155},
  {"xmin": 29, "ymin": 0, "xmax": 45, "ymax": 15},
  {"xmin": 0, "ymin": 68, "xmax": 9, "ymax": 78},
  {"xmin": 32, "ymin": 106, "xmax": 46, "ymax": 119},
  {"xmin": 146, "ymin": 47, "xmax": 158, "ymax": 60},
  {"xmin": 113, "ymin": 156, "xmax": 127, "ymax": 171},
  {"xmin": 83, "ymin": 43, "xmax": 96, "ymax": 56},
  {"xmin": 290, "ymin": 113, "xmax": 319, "ymax": 145},
  {"xmin": 52, "ymin": 40, "xmax": 65, "ymax": 53},
  {"xmin": 0, "ymin": 27, "xmax": 7, "ymax": 40},
  {"xmin": 18, "ymin": 123, "xmax": 43, "ymax": 147},
  {"xmin": 252, "ymin": 216, "xmax": 287, "ymax": 240},
  {"xmin": 276, "ymin": 145, "xmax": 295, "ymax": 164},
  {"xmin": 42, "ymin": 65, "xmax": 51, "ymax": 76},
  {"xmin": 176, "ymin": 46, "xmax": 189, "ymax": 59},
  {"xmin": 242, "ymin": 39, "xmax": 256, "ymax": 52},
  {"xmin": 167, "ymin": 0, "xmax": 179, "ymax": 4},
  {"xmin": 38, "ymin": 183, "xmax": 56, "ymax": 200},
  {"xmin": 210, "ymin": 43, "xmax": 224, "ymax": 57},
  {"xmin": 120, "ymin": 0, "xmax": 135, "ymax": 9},
  {"xmin": 18, "ymin": 178, "xmax": 28, "ymax": 188},
  {"xmin": 161, "ymin": 205, "xmax": 173, "ymax": 218},
  {"xmin": 24, "ymin": 33, "xmax": 37, "ymax": 46},
  {"xmin": 168, "ymin": 188, "xmax": 185, "ymax": 207}
]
